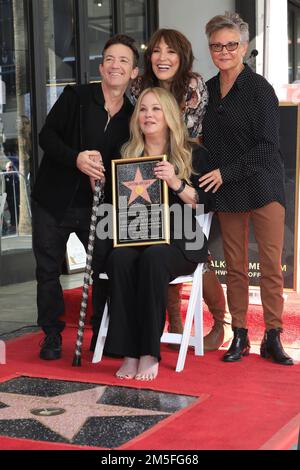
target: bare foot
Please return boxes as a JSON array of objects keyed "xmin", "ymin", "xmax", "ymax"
[
  {"xmin": 116, "ymin": 357, "xmax": 139, "ymax": 380},
  {"xmin": 135, "ymin": 355, "xmax": 159, "ymax": 381}
]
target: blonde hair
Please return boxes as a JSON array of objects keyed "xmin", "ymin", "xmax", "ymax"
[{"xmin": 122, "ymin": 87, "xmax": 194, "ymax": 182}]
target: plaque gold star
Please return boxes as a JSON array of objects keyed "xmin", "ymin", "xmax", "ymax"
[{"xmin": 122, "ymin": 167, "xmax": 156, "ymax": 205}]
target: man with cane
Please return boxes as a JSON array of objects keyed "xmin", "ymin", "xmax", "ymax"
[{"xmin": 32, "ymin": 35, "xmax": 139, "ymax": 360}]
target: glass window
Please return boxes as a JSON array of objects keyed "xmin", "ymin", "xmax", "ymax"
[
  {"xmin": 123, "ymin": 0, "xmax": 147, "ymax": 49},
  {"xmin": 297, "ymin": 13, "xmax": 300, "ymax": 80},
  {"xmin": 87, "ymin": 0, "xmax": 113, "ymax": 82},
  {"xmin": 43, "ymin": 0, "xmax": 76, "ymax": 111},
  {"xmin": 122, "ymin": 0, "xmax": 147, "ymax": 67},
  {"xmin": 0, "ymin": 0, "xmax": 32, "ymax": 253},
  {"xmin": 288, "ymin": 1, "xmax": 300, "ymax": 83},
  {"xmin": 87, "ymin": 0, "xmax": 147, "ymax": 80},
  {"xmin": 288, "ymin": 10, "xmax": 294, "ymax": 83}
]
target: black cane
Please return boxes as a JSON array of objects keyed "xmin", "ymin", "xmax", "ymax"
[{"xmin": 72, "ymin": 179, "xmax": 104, "ymax": 366}]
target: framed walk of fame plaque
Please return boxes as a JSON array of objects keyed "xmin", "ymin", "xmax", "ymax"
[{"xmin": 112, "ymin": 155, "xmax": 170, "ymax": 247}]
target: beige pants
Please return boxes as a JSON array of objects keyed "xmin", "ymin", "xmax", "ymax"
[
  {"xmin": 218, "ymin": 202, "xmax": 285, "ymax": 330},
  {"xmin": 167, "ymin": 269, "xmax": 228, "ymax": 324}
]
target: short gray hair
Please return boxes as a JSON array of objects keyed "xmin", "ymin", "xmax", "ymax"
[{"xmin": 205, "ymin": 12, "xmax": 249, "ymax": 43}]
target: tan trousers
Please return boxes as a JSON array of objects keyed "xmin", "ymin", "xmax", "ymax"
[
  {"xmin": 167, "ymin": 269, "xmax": 228, "ymax": 325},
  {"xmin": 202, "ymin": 270, "xmax": 229, "ymax": 323},
  {"xmin": 218, "ymin": 202, "xmax": 285, "ymax": 330}
]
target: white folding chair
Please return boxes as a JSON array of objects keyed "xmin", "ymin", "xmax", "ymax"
[{"xmin": 92, "ymin": 212, "xmax": 213, "ymax": 372}]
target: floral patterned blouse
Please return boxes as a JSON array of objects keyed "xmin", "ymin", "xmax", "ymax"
[{"xmin": 129, "ymin": 73, "xmax": 209, "ymax": 138}]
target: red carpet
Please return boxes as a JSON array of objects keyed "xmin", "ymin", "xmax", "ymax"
[
  {"xmin": 0, "ymin": 325, "xmax": 300, "ymax": 450},
  {"xmin": 1, "ymin": 285, "xmax": 299, "ymax": 450},
  {"xmin": 63, "ymin": 285, "xmax": 300, "ymax": 346}
]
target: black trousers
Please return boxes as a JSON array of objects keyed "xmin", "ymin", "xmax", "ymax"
[
  {"xmin": 32, "ymin": 201, "xmax": 109, "ymax": 335},
  {"xmin": 104, "ymin": 244, "xmax": 197, "ymax": 360}
]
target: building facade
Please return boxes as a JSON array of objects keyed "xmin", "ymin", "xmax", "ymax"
[{"xmin": 0, "ymin": 0, "xmax": 299, "ymax": 286}]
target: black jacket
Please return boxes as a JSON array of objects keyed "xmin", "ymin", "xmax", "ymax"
[
  {"xmin": 203, "ymin": 64, "xmax": 285, "ymax": 212},
  {"xmin": 32, "ymin": 83, "xmax": 133, "ymax": 222},
  {"xmin": 170, "ymin": 145, "xmax": 215, "ymax": 263}
]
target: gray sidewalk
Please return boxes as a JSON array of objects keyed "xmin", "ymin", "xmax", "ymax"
[{"xmin": 0, "ymin": 273, "xmax": 84, "ymax": 340}]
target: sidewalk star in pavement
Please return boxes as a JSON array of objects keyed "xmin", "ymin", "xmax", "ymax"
[{"xmin": 0, "ymin": 386, "xmax": 169, "ymax": 441}]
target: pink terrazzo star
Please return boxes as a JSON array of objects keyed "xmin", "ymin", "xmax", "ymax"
[{"xmin": 0, "ymin": 386, "xmax": 169, "ymax": 441}]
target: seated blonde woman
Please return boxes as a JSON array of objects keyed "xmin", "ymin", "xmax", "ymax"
[{"xmin": 102, "ymin": 87, "xmax": 215, "ymax": 380}]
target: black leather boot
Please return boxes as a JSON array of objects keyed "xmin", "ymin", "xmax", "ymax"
[
  {"xmin": 223, "ymin": 327, "xmax": 250, "ymax": 362},
  {"xmin": 39, "ymin": 333, "xmax": 62, "ymax": 360},
  {"xmin": 260, "ymin": 329, "xmax": 294, "ymax": 365}
]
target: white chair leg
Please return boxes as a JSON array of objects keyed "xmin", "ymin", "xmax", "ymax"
[
  {"xmin": 175, "ymin": 265, "xmax": 202, "ymax": 372},
  {"xmin": 194, "ymin": 271, "xmax": 204, "ymax": 356},
  {"xmin": 92, "ymin": 302, "xmax": 109, "ymax": 363}
]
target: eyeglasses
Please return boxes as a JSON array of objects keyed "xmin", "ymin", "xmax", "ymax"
[{"xmin": 209, "ymin": 42, "xmax": 240, "ymax": 53}]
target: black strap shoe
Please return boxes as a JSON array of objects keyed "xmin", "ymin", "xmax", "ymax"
[
  {"xmin": 260, "ymin": 329, "xmax": 294, "ymax": 365},
  {"xmin": 39, "ymin": 333, "xmax": 62, "ymax": 360},
  {"xmin": 223, "ymin": 327, "xmax": 250, "ymax": 362}
]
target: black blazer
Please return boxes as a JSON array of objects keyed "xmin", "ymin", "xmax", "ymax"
[
  {"xmin": 170, "ymin": 144, "xmax": 215, "ymax": 264},
  {"xmin": 203, "ymin": 65, "xmax": 285, "ymax": 212},
  {"xmin": 32, "ymin": 84, "xmax": 133, "ymax": 222}
]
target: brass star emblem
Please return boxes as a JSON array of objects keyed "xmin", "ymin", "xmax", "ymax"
[{"xmin": 122, "ymin": 167, "xmax": 156, "ymax": 205}]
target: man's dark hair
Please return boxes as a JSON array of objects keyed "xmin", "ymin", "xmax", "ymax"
[{"xmin": 102, "ymin": 34, "xmax": 140, "ymax": 67}]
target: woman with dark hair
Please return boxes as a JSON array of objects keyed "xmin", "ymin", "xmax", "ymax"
[
  {"xmin": 131, "ymin": 28, "xmax": 208, "ymax": 140},
  {"xmin": 130, "ymin": 28, "xmax": 232, "ymax": 351}
]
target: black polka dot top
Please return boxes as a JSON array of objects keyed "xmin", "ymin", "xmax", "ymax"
[{"xmin": 203, "ymin": 64, "xmax": 286, "ymax": 213}]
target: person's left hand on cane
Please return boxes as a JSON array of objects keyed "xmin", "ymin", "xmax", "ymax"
[
  {"xmin": 89, "ymin": 153, "xmax": 106, "ymax": 191},
  {"xmin": 199, "ymin": 169, "xmax": 223, "ymax": 193}
]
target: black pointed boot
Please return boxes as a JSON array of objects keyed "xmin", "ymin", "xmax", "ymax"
[
  {"xmin": 223, "ymin": 327, "xmax": 250, "ymax": 362},
  {"xmin": 260, "ymin": 329, "xmax": 294, "ymax": 365}
]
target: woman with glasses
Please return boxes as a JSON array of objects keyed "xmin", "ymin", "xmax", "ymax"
[
  {"xmin": 200, "ymin": 12, "xmax": 293, "ymax": 365},
  {"xmin": 130, "ymin": 29, "xmax": 232, "ymax": 352}
]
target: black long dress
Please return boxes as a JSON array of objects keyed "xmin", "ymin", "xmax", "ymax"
[{"xmin": 104, "ymin": 145, "xmax": 215, "ymax": 360}]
